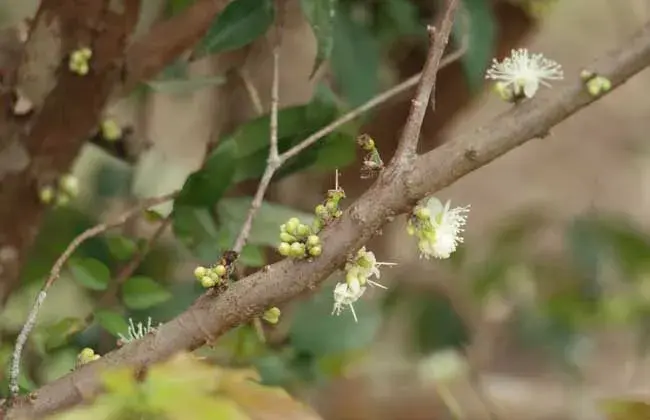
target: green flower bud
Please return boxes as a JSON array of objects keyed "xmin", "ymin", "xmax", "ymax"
[
  {"xmin": 201, "ymin": 276, "xmax": 216, "ymax": 288},
  {"xmin": 286, "ymin": 217, "xmax": 300, "ymax": 235},
  {"xmin": 406, "ymin": 223, "xmax": 416, "ymax": 236},
  {"xmin": 289, "ymin": 242, "xmax": 305, "ymax": 258},
  {"xmin": 325, "ymin": 200, "xmax": 337, "ymax": 212},
  {"xmin": 280, "ymin": 223, "xmax": 287, "ymax": 232},
  {"xmin": 296, "ymin": 224, "xmax": 310, "ymax": 237},
  {"xmin": 306, "ymin": 235, "xmax": 320, "ymax": 247},
  {"xmin": 59, "ymin": 174, "xmax": 79, "ymax": 197},
  {"xmin": 263, "ymin": 307, "xmax": 281, "ymax": 324},
  {"xmin": 280, "ymin": 232, "xmax": 296, "ymax": 243},
  {"xmin": 415, "ymin": 206, "xmax": 430, "ymax": 220},
  {"xmin": 77, "ymin": 347, "xmax": 98, "ymax": 366},
  {"xmin": 312, "ymin": 218, "xmax": 323, "ymax": 233},
  {"xmin": 214, "ymin": 264, "xmax": 227, "ymax": 277},
  {"xmin": 308, "ymin": 245, "xmax": 322, "ymax": 257},
  {"xmin": 278, "ymin": 242, "xmax": 291, "ymax": 256},
  {"xmin": 315, "ymin": 204, "xmax": 327, "ymax": 217},
  {"xmin": 39, "ymin": 186, "xmax": 55, "ymax": 204},
  {"xmin": 193, "ymin": 266, "xmax": 207, "ymax": 279},
  {"xmin": 101, "ymin": 119, "xmax": 122, "ymax": 142}
]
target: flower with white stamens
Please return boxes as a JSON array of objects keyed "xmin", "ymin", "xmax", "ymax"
[{"xmin": 486, "ymin": 48, "xmax": 563, "ymax": 99}]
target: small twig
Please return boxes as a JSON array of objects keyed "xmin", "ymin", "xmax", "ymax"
[
  {"xmin": 393, "ymin": 0, "xmax": 460, "ymax": 162},
  {"xmin": 231, "ymin": 2, "xmax": 284, "ymax": 254},
  {"xmin": 5, "ymin": 193, "xmax": 174, "ymax": 404},
  {"xmin": 278, "ymin": 30, "xmax": 467, "ymax": 164},
  {"xmin": 238, "ymin": 68, "xmax": 264, "ymax": 116}
]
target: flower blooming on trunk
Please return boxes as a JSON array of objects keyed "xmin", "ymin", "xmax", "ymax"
[
  {"xmin": 486, "ymin": 48, "xmax": 563, "ymax": 99},
  {"xmin": 332, "ymin": 282, "xmax": 366, "ymax": 322},
  {"xmin": 117, "ymin": 317, "xmax": 160, "ymax": 345},
  {"xmin": 332, "ymin": 247, "xmax": 396, "ymax": 322},
  {"xmin": 408, "ymin": 197, "xmax": 470, "ymax": 260}
]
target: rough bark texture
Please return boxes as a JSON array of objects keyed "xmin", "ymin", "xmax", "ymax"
[{"xmin": 0, "ymin": 0, "xmax": 141, "ymax": 305}]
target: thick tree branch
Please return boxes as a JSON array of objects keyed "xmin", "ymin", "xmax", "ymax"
[
  {"xmin": 121, "ymin": 0, "xmax": 229, "ymax": 93},
  {"xmin": 0, "ymin": 0, "xmax": 141, "ymax": 306},
  {"xmin": 7, "ymin": 20, "xmax": 650, "ymax": 420}
]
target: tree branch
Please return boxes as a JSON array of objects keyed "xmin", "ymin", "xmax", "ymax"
[
  {"xmin": 7, "ymin": 19, "xmax": 650, "ymax": 420},
  {"xmin": 231, "ymin": 0, "xmax": 285, "ymax": 254},
  {"xmin": 393, "ymin": 0, "xmax": 459, "ymax": 162}
]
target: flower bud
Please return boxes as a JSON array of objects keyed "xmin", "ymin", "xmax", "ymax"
[
  {"xmin": 39, "ymin": 186, "xmax": 55, "ymax": 204},
  {"xmin": 193, "ymin": 266, "xmax": 207, "ymax": 279},
  {"xmin": 325, "ymin": 200, "xmax": 337, "ymax": 212},
  {"xmin": 307, "ymin": 235, "xmax": 320, "ymax": 247},
  {"xmin": 308, "ymin": 245, "xmax": 322, "ymax": 257},
  {"xmin": 59, "ymin": 174, "xmax": 79, "ymax": 197},
  {"xmin": 415, "ymin": 206, "xmax": 430, "ymax": 220},
  {"xmin": 286, "ymin": 217, "xmax": 300, "ymax": 235},
  {"xmin": 278, "ymin": 242, "xmax": 291, "ymax": 256},
  {"xmin": 201, "ymin": 276, "xmax": 216, "ymax": 288},
  {"xmin": 101, "ymin": 119, "xmax": 122, "ymax": 142},
  {"xmin": 315, "ymin": 204, "xmax": 327, "ymax": 217},
  {"xmin": 290, "ymin": 242, "xmax": 305, "ymax": 258},
  {"xmin": 213, "ymin": 264, "xmax": 226, "ymax": 277},
  {"xmin": 280, "ymin": 232, "xmax": 296, "ymax": 243},
  {"xmin": 296, "ymin": 224, "xmax": 310, "ymax": 237},
  {"xmin": 262, "ymin": 307, "xmax": 281, "ymax": 324}
]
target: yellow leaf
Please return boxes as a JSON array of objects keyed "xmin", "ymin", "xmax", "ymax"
[{"xmin": 600, "ymin": 398, "xmax": 650, "ymax": 420}]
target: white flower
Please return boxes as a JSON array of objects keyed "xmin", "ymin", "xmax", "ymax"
[
  {"xmin": 417, "ymin": 197, "xmax": 470, "ymax": 260},
  {"xmin": 332, "ymin": 282, "xmax": 366, "ymax": 322},
  {"xmin": 486, "ymin": 48, "xmax": 563, "ymax": 98},
  {"xmin": 117, "ymin": 317, "xmax": 160, "ymax": 344},
  {"xmin": 346, "ymin": 246, "xmax": 396, "ymax": 289}
]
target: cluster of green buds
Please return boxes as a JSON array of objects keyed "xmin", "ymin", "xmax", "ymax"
[
  {"xmin": 39, "ymin": 174, "xmax": 80, "ymax": 207},
  {"xmin": 100, "ymin": 118, "xmax": 123, "ymax": 142},
  {"xmin": 581, "ymin": 70, "xmax": 612, "ymax": 97},
  {"xmin": 68, "ymin": 47, "xmax": 92, "ymax": 76},
  {"xmin": 194, "ymin": 263, "xmax": 228, "ymax": 289},
  {"xmin": 314, "ymin": 188, "xmax": 345, "ymax": 232},
  {"xmin": 262, "ymin": 307, "xmax": 281, "ymax": 324},
  {"xmin": 76, "ymin": 347, "xmax": 100, "ymax": 368},
  {"xmin": 277, "ymin": 217, "xmax": 322, "ymax": 259},
  {"xmin": 357, "ymin": 134, "xmax": 384, "ymax": 179}
]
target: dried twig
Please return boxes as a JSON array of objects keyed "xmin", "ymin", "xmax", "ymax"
[{"xmin": 5, "ymin": 193, "xmax": 175, "ymax": 404}]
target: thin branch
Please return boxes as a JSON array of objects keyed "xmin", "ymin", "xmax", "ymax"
[
  {"xmin": 278, "ymin": 29, "xmax": 467, "ymax": 164},
  {"xmin": 231, "ymin": 2, "xmax": 284, "ymax": 254},
  {"xmin": 5, "ymin": 193, "xmax": 175, "ymax": 405},
  {"xmin": 393, "ymin": 0, "xmax": 460, "ymax": 162},
  {"xmin": 238, "ymin": 68, "xmax": 265, "ymax": 116},
  {"xmin": 8, "ymin": 18, "xmax": 650, "ymax": 420}
]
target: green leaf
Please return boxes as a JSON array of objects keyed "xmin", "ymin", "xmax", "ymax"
[
  {"xmin": 289, "ymin": 286, "xmax": 381, "ymax": 356},
  {"xmin": 172, "ymin": 206, "xmax": 223, "ymax": 260},
  {"xmin": 121, "ymin": 276, "xmax": 172, "ymax": 310},
  {"xmin": 299, "ymin": 0, "xmax": 337, "ymax": 75},
  {"xmin": 240, "ymin": 245, "xmax": 266, "ymax": 267},
  {"xmin": 331, "ymin": 8, "xmax": 380, "ymax": 106},
  {"xmin": 106, "ymin": 235, "xmax": 138, "ymax": 261},
  {"xmin": 310, "ymin": 130, "xmax": 356, "ymax": 170},
  {"xmin": 95, "ymin": 309, "xmax": 130, "ymax": 337},
  {"xmin": 174, "ymin": 139, "xmax": 237, "ymax": 207},
  {"xmin": 146, "ymin": 76, "xmax": 226, "ymax": 95},
  {"xmin": 166, "ymin": 0, "xmax": 197, "ymax": 16},
  {"xmin": 455, "ymin": 0, "xmax": 496, "ymax": 92},
  {"xmin": 41, "ymin": 317, "xmax": 86, "ymax": 351},
  {"xmin": 409, "ymin": 291, "xmax": 469, "ymax": 355},
  {"xmin": 194, "ymin": 0, "xmax": 275, "ymax": 58},
  {"xmin": 217, "ymin": 198, "xmax": 315, "ymax": 247},
  {"xmin": 68, "ymin": 258, "xmax": 111, "ymax": 291}
]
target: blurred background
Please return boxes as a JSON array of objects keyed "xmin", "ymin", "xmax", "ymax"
[{"xmin": 2, "ymin": 0, "xmax": 650, "ymax": 418}]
